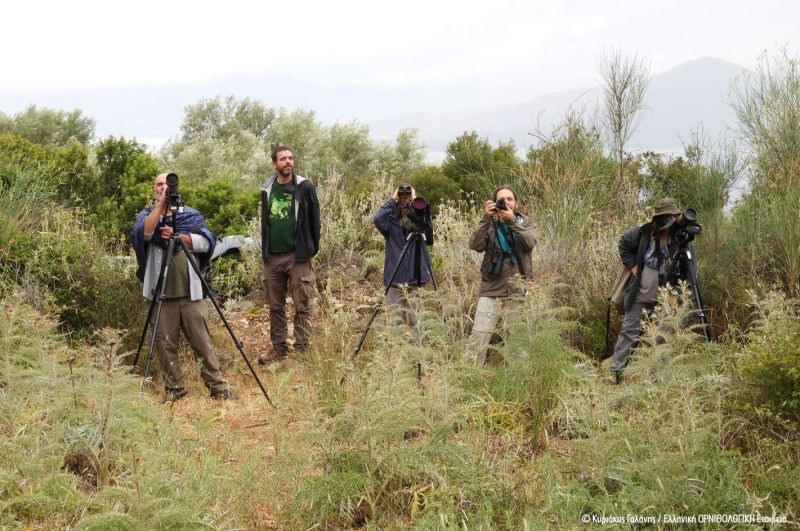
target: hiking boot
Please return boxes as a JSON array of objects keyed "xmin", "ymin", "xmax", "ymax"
[
  {"xmin": 164, "ymin": 388, "xmax": 188, "ymax": 402},
  {"xmin": 257, "ymin": 350, "xmax": 288, "ymax": 365},
  {"xmin": 210, "ymin": 388, "xmax": 235, "ymax": 400}
]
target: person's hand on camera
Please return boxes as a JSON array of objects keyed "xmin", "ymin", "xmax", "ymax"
[
  {"xmin": 159, "ymin": 225, "xmax": 173, "ymax": 239},
  {"xmin": 484, "ymin": 199, "xmax": 515, "ymax": 222},
  {"xmin": 496, "ymin": 207, "xmax": 515, "ymax": 224},
  {"xmin": 156, "ymin": 186, "xmax": 170, "ymax": 215}
]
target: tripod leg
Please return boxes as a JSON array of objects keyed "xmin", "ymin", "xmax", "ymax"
[
  {"xmin": 420, "ymin": 241, "xmax": 438, "ymax": 291},
  {"xmin": 132, "ymin": 293, "xmax": 157, "ymax": 368},
  {"xmin": 141, "ymin": 238, "xmax": 176, "ymax": 393},
  {"xmin": 685, "ymin": 259, "xmax": 711, "ymax": 342},
  {"xmin": 132, "ymin": 253, "xmax": 169, "ymax": 368},
  {"xmin": 183, "ymin": 248, "xmax": 276, "ymax": 408},
  {"xmin": 604, "ymin": 300, "xmax": 612, "ymax": 361},
  {"xmin": 339, "ymin": 305, "xmax": 382, "ymax": 386},
  {"xmin": 341, "ymin": 233, "xmax": 416, "ymax": 385}
]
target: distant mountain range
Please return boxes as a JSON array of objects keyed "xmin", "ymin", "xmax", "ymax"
[
  {"xmin": 370, "ymin": 57, "xmax": 749, "ymax": 156},
  {"xmin": 0, "ymin": 57, "xmax": 748, "ymax": 157}
]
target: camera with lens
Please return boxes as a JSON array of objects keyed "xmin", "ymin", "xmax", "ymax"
[
  {"xmin": 495, "ymin": 198, "xmax": 508, "ymax": 211},
  {"xmin": 397, "ymin": 188, "xmax": 434, "ymax": 245},
  {"xmin": 670, "ymin": 207, "xmax": 702, "ymax": 246},
  {"xmin": 165, "ymin": 173, "xmax": 182, "ymax": 212}
]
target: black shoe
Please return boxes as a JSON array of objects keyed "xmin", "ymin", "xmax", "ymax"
[
  {"xmin": 211, "ymin": 388, "xmax": 235, "ymax": 400},
  {"xmin": 164, "ymin": 388, "xmax": 188, "ymax": 402}
]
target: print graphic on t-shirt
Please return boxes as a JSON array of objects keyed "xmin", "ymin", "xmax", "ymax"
[
  {"xmin": 643, "ymin": 240, "xmax": 667, "ymax": 271},
  {"xmin": 270, "ymin": 195, "xmax": 291, "ymax": 219}
]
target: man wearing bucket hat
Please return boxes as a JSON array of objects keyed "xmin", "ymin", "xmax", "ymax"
[{"xmin": 610, "ymin": 198, "xmax": 682, "ymax": 383}]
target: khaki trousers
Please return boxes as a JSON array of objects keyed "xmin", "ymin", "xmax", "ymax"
[
  {"xmin": 467, "ymin": 296, "xmax": 522, "ymax": 365},
  {"xmin": 155, "ymin": 297, "xmax": 227, "ymax": 393},
  {"xmin": 263, "ymin": 253, "xmax": 316, "ymax": 354}
]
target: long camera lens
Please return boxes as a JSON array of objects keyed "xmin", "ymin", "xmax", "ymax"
[
  {"xmin": 166, "ymin": 173, "xmax": 179, "ymax": 195},
  {"xmin": 412, "ymin": 197, "xmax": 427, "ymax": 215},
  {"xmin": 165, "ymin": 173, "xmax": 181, "ymax": 210},
  {"xmin": 678, "ymin": 207, "xmax": 697, "ymax": 226},
  {"xmin": 671, "ymin": 207, "xmax": 702, "ymax": 244}
]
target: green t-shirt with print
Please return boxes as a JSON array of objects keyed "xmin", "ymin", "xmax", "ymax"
[{"xmin": 268, "ymin": 180, "xmax": 295, "ymax": 253}]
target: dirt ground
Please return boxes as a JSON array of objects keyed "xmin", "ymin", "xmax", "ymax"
[{"xmin": 139, "ymin": 265, "xmax": 376, "ymax": 528}]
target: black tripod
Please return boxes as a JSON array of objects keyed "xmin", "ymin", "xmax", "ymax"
[
  {"xmin": 664, "ymin": 242, "xmax": 711, "ymax": 342},
  {"xmin": 132, "ymin": 213, "xmax": 275, "ymax": 407},
  {"xmin": 341, "ymin": 230, "xmax": 437, "ymax": 384}
]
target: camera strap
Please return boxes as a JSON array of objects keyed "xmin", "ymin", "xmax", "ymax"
[
  {"xmin": 494, "ymin": 219, "xmax": 527, "ymax": 277},
  {"xmin": 495, "ymin": 222, "xmax": 515, "ymax": 260}
]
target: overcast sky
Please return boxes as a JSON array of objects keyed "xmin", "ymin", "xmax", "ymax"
[{"xmin": 2, "ymin": 0, "xmax": 796, "ymax": 99}]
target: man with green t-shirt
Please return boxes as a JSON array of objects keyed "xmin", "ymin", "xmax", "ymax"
[{"xmin": 259, "ymin": 146, "xmax": 321, "ymax": 364}]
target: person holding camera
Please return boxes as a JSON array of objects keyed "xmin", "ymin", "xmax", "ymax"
[
  {"xmin": 259, "ymin": 146, "xmax": 321, "ymax": 365},
  {"xmin": 467, "ymin": 185, "xmax": 538, "ymax": 364},
  {"xmin": 131, "ymin": 173, "xmax": 233, "ymax": 402},
  {"xmin": 373, "ymin": 184, "xmax": 433, "ymax": 326},
  {"xmin": 610, "ymin": 197, "xmax": 686, "ymax": 383}
]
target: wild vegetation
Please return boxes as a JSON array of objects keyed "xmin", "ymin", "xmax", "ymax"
[{"xmin": 1, "ymin": 48, "xmax": 799, "ymax": 528}]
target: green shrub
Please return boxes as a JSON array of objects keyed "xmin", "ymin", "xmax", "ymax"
[
  {"xmin": 407, "ymin": 164, "xmax": 460, "ymax": 216},
  {"xmin": 544, "ymin": 295, "xmax": 754, "ymax": 525},
  {"xmin": 737, "ymin": 291, "xmax": 800, "ymax": 421},
  {"xmin": 0, "ymin": 134, "xmax": 95, "ymax": 206},
  {"xmin": 0, "ymin": 299, "xmax": 237, "ymax": 529},
  {"xmin": 287, "ymin": 285, "xmax": 574, "ymax": 529},
  {"xmin": 20, "ymin": 208, "xmax": 142, "ymax": 337},
  {"xmin": 183, "ymin": 178, "xmax": 259, "ymax": 236},
  {"xmin": 0, "ymin": 161, "xmax": 53, "ymax": 266}
]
